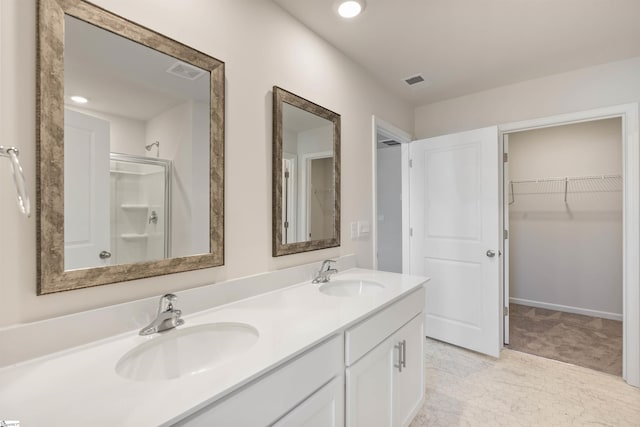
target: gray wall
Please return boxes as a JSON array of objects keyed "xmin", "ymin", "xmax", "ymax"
[{"xmin": 376, "ymin": 145, "xmax": 402, "ymax": 273}]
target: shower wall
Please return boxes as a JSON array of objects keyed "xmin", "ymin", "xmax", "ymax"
[
  {"xmin": 110, "ymin": 159, "xmax": 168, "ymax": 265},
  {"xmin": 146, "ymin": 101, "xmax": 210, "ymax": 257}
]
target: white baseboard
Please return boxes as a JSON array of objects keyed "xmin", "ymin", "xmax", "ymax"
[{"xmin": 509, "ymin": 297, "xmax": 623, "ymax": 322}]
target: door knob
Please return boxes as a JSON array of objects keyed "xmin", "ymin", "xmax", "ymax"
[
  {"xmin": 486, "ymin": 250, "xmax": 496, "ymax": 258},
  {"xmin": 99, "ymin": 250, "xmax": 112, "ymax": 259}
]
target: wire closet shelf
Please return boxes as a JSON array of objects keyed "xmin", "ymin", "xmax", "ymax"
[{"xmin": 509, "ymin": 174, "xmax": 622, "ymax": 204}]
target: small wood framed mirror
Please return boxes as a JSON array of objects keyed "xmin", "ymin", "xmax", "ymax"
[{"xmin": 272, "ymin": 87, "xmax": 341, "ymax": 256}]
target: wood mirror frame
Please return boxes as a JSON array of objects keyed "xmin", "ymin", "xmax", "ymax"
[
  {"xmin": 36, "ymin": 0, "xmax": 225, "ymax": 294},
  {"xmin": 272, "ymin": 86, "xmax": 341, "ymax": 256}
]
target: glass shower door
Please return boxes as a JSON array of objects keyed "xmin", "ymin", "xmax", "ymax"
[{"xmin": 110, "ymin": 153, "xmax": 172, "ymax": 265}]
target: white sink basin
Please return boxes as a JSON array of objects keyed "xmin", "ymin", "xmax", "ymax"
[
  {"xmin": 319, "ymin": 279, "xmax": 385, "ymax": 297},
  {"xmin": 116, "ymin": 322, "xmax": 259, "ymax": 381}
]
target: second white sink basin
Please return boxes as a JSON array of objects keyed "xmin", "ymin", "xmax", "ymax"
[
  {"xmin": 116, "ymin": 322, "xmax": 259, "ymax": 381},
  {"xmin": 319, "ymin": 279, "xmax": 385, "ymax": 297}
]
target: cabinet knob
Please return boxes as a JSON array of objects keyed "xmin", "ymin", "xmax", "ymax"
[{"xmin": 99, "ymin": 250, "xmax": 112, "ymax": 259}]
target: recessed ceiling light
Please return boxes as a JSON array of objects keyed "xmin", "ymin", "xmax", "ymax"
[
  {"xmin": 70, "ymin": 95, "xmax": 88, "ymax": 104},
  {"xmin": 337, "ymin": 0, "xmax": 365, "ymax": 18}
]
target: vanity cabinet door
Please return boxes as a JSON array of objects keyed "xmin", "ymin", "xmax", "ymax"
[
  {"xmin": 345, "ymin": 335, "xmax": 395, "ymax": 427},
  {"xmin": 346, "ymin": 314, "xmax": 425, "ymax": 427},
  {"xmin": 392, "ymin": 315, "xmax": 425, "ymax": 427},
  {"xmin": 273, "ymin": 376, "xmax": 344, "ymax": 427}
]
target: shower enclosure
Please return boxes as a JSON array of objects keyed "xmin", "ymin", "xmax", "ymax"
[{"xmin": 110, "ymin": 153, "xmax": 172, "ymax": 265}]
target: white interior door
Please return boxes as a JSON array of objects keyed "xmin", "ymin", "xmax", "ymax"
[
  {"xmin": 64, "ymin": 108, "xmax": 111, "ymax": 270},
  {"xmin": 410, "ymin": 126, "xmax": 501, "ymax": 357}
]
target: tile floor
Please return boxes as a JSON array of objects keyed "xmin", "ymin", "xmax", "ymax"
[{"xmin": 409, "ymin": 339, "xmax": 640, "ymax": 427}]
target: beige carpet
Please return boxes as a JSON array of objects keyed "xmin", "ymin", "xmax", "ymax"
[
  {"xmin": 508, "ymin": 303, "xmax": 622, "ymax": 376},
  {"xmin": 410, "ymin": 339, "xmax": 640, "ymax": 427}
]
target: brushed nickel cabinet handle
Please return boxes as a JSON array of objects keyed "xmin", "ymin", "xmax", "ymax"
[
  {"xmin": 401, "ymin": 339, "xmax": 407, "ymax": 368},
  {"xmin": 395, "ymin": 342, "xmax": 403, "ymax": 372}
]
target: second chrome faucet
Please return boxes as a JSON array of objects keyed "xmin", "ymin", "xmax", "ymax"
[
  {"xmin": 139, "ymin": 293, "xmax": 184, "ymax": 336},
  {"xmin": 312, "ymin": 260, "xmax": 338, "ymax": 284}
]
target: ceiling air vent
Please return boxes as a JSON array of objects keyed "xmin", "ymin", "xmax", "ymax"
[
  {"xmin": 404, "ymin": 74, "xmax": 425, "ymax": 86},
  {"xmin": 166, "ymin": 61, "xmax": 206, "ymax": 80},
  {"xmin": 380, "ymin": 139, "xmax": 400, "ymax": 146}
]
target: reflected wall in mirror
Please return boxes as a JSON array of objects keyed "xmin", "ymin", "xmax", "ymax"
[
  {"xmin": 272, "ymin": 87, "xmax": 340, "ymax": 256},
  {"xmin": 37, "ymin": 0, "xmax": 225, "ymax": 294}
]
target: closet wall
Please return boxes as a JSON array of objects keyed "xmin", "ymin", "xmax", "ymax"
[{"xmin": 509, "ymin": 118, "xmax": 623, "ymax": 319}]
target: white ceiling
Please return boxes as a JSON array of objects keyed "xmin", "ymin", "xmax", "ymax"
[
  {"xmin": 64, "ymin": 15, "xmax": 210, "ymax": 121},
  {"xmin": 272, "ymin": 0, "xmax": 640, "ymax": 106}
]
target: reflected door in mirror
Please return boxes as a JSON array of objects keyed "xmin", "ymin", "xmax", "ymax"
[
  {"xmin": 64, "ymin": 109, "xmax": 111, "ymax": 269},
  {"xmin": 308, "ymin": 156, "xmax": 335, "ymax": 240}
]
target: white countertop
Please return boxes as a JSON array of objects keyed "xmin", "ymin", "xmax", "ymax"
[{"xmin": 0, "ymin": 268, "xmax": 427, "ymax": 426}]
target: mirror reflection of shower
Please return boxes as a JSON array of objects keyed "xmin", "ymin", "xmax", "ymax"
[
  {"xmin": 110, "ymin": 153, "xmax": 172, "ymax": 265},
  {"xmin": 145, "ymin": 140, "xmax": 160, "ymax": 158}
]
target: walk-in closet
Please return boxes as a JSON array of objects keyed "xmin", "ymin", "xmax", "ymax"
[{"xmin": 506, "ymin": 117, "xmax": 623, "ymax": 375}]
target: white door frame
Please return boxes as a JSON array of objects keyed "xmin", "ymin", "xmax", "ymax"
[
  {"xmin": 282, "ymin": 152, "xmax": 298, "ymax": 244},
  {"xmin": 499, "ymin": 103, "xmax": 640, "ymax": 387},
  {"xmin": 371, "ymin": 116, "xmax": 412, "ymax": 272}
]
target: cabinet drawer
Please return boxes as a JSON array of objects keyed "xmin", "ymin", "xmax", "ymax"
[
  {"xmin": 173, "ymin": 335, "xmax": 343, "ymax": 427},
  {"xmin": 345, "ymin": 287, "xmax": 424, "ymax": 366}
]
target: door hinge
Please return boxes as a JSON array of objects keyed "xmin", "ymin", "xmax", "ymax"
[
  {"xmin": 504, "ymin": 306, "xmax": 509, "ymax": 316},
  {"xmin": 409, "ymin": 159, "xmax": 413, "ymax": 168},
  {"xmin": 409, "ymin": 227, "xmax": 413, "ymax": 237},
  {"xmin": 503, "ymin": 229, "xmax": 508, "ymax": 239},
  {"xmin": 503, "ymin": 153, "xmax": 508, "ymax": 162},
  {"xmin": 284, "ymin": 221, "xmax": 289, "ymax": 229},
  {"xmin": 284, "ymin": 170, "xmax": 289, "ymax": 178}
]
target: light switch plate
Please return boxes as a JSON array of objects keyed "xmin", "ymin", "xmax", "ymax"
[
  {"xmin": 350, "ymin": 222, "xmax": 359, "ymax": 240},
  {"xmin": 358, "ymin": 220, "xmax": 370, "ymax": 237}
]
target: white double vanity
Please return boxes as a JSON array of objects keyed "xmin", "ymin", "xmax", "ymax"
[{"xmin": 0, "ymin": 266, "xmax": 428, "ymax": 426}]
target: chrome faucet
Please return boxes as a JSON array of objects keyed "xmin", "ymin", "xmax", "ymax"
[
  {"xmin": 312, "ymin": 260, "xmax": 338, "ymax": 284},
  {"xmin": 139, "ymin": 293, "xmax": 184, "ymax": 336}
]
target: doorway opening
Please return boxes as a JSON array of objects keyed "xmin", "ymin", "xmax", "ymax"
[
  {"xmin": 504, "ymin": 118, "xmax": 623, "ymax": 376},
  {"xmin": 372, "ymin": 117, "xmax": 411, "ymax": 273}
]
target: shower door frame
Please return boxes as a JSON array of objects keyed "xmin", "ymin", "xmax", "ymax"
[{"xmin": 110, "ymin": 152, "xmax": 173, "ymax": 260}]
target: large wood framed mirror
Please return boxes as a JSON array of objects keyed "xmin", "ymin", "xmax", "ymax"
[
  {"xmin": 272, "ymin": 87, "xmax": 340, "ymax": 256},
  {"xmin": 37, "ymin": 0, "xmax": 225, "ymax": 294}
]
